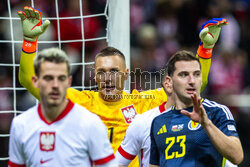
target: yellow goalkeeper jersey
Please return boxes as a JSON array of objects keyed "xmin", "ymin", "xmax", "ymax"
[
  {"xmin": 66, "ymin": 88, "xmax": 167, "ymax": 167},
  {"xmin": 66, "ymin": 87, "xmax": 167, "ymax": 153}
]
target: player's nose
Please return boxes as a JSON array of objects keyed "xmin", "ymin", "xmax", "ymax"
[
  {"xmin": 52, "ymin": 79, "xmax": 59, "ymax": 88},
  {"xmin": 188, "ymin": 75, "xmax": 195, "ymax": 84}
]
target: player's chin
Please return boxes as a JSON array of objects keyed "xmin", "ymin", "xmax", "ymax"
[
  {"xmin": 185, "ymin": 93, "xmax": 193, "ymax": 99},
  {"xmin": 47, "ymin": 98, "xmax": 63, "ymax": 106},
  {"xmin": 103, "ymin": 88, "xmax": 118, "ymax": 95},
  {"xmin": 182, "ymin": 94, "xmax": 193, "ymax": 102},
  {"xmin": 47, "ymin": 102, "xmax": 60, "ymax": 108}
]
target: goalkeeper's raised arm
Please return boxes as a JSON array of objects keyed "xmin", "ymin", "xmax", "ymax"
[
  {"xmin": 18, "ymin": 6, "xmax": 50, "ymax": 100},
  {"xmin": 196, "ymin": 18, "xmax": 228, "ymax": 92}
]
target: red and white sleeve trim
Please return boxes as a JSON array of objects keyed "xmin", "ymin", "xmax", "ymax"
[
  {"xmin": 8, "ymin": 160, "xmax": 26, "ymax": 167},
  {"xmin": 117, "ymin": 146, "xmax": 136, "ymax": 160},
  {"xmin": 94, "ymin": 153, "xmax": 115, "ymax": 165}
]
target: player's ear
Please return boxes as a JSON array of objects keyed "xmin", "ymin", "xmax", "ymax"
[
  {"xmin": 94, "ymin": 70, "xmax": 97, "ymax": 82},
  {"xmin": 124, "ymin": 68, "xmax": 129, "ymax": 80},
  {"xmin": 32, "ymin": 75, "xmax": 39, "ymax": 88},
  {"xmin": 163, "ymin": 76, "xmax": 173, "ymax": 95},
  {"xmin": 68, "ymin": 75, "xmax": 72, "ymax": 87}
]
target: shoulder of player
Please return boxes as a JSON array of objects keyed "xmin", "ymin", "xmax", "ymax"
[
  {"xmin": 128, "ymin": 114, "xmax": 145, "ymax": 130},
  {"xmin": 129, "ymin": 106, "xmax": 164, "ymax": 135},
  {"xmin": 12, "ymin": 105, "xmax": 38, "ymax": 126},
  {"xmin": 151, "ymin": 106, "xmax": 172, "ymax": 124},
  {"xmin": 67, "ymin": 88, "xmax": 95, "ymax": 99},
  {"xmin": 202, "ymin": 99, "xmax": 229, "ymax": 111},
  {"xmin": 72, "ymin": 103, "xmax": 101, "ymax": 122},
  {"xmin": 202, "ymin": 99, "xmax": 233, "ymax": 119},
  {"xmin": 135, "ymin": 105, "xmax": 163, "ymax": 122},
  {"xmin": 131, "ymin": 88, "xmax": 163, "ymax": 95}
]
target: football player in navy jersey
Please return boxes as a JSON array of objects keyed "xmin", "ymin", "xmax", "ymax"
[{"xmin": 149, "ymin": 50, "xmax": 243, "ymax": 167}]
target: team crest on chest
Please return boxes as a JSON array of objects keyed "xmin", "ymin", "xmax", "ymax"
[
  {"xmin": 188, "ymin": 120, "xmax": 201, "ymax": 130},
  {"xmin": 40, "ymin": 132, "xmax": 55, "ymax": 151},
  {"xmin": 121, "ymin": 105, "xmax": 137, "ymax": 124}
]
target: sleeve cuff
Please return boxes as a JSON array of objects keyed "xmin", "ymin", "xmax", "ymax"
[
  {"xmin": 117, "ymin": 146, "xmax": 136, "ymax": 160},
  {"xmin": 197, "ymin": 44, "xmax": 213, "ymax": 59},
  {"xmin": 22, "ymin": 39, "xmax": 37, "ymax": 53},
  {"xmin": 8, "ymin": 160, "xmax": 26, "ymax": 167},
  {"xmin": 93, "ymin": 154, "xmax": 115, "ymax": 165}
]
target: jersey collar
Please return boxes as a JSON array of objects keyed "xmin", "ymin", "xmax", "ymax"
[
  {"xmin": 38, "ymin": 100, "xmax": 74, "ymax": 125},
  {"xmin": 159, "ymin": 102, "xmax": 167, "ymax": 113},
  {"xmin": 171, "ymin": 98, "xmax": 204, "ymax": 110}
]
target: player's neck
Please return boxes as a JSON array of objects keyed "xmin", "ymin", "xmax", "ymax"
[
  {"xmin": 174, "ymin": 98, "xmax": 193, "ymax": 110},
  {"xmin": 40, "ymin": 99, "xmax": 69, "ymax": 123},
  {"xmin": 165, "ymin": 95, "xmax": 174, "ymax": 109}
]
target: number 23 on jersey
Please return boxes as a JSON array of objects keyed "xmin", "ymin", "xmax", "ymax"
[{"xmin": 165, "ymin": 135, "xmax": 186, "ymax": 160}]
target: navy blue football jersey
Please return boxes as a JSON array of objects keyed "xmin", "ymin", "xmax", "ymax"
[{"xmin": 150, "ymin": 99, "xmax": 239, "ymax": 167}]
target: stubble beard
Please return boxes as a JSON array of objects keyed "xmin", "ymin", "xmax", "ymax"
[
  {"xmin": 174, "ymin": 87, "xmax": 193, "ymax": 107},
  {"xmin": 43, "ymin": 92, "xmax": 66, "ymax": 108}
]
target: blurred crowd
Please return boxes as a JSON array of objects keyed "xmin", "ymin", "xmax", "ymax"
[{"xmin": 0, "ymin": 0, "xmax": 250, "ymax": 166}]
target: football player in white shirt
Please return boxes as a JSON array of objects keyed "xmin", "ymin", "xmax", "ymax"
[
  {"xmin": 8, "ymin": 48, "xmax": 117, "ymax": 167},
  {"xmin": 115, "ymin": 79, "xmax": 174, "ymax": 167}
]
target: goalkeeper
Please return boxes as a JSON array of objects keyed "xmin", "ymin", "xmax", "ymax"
[{"xmin": 17, "ymin": 6, "xmax": 226, "ymax": 167}]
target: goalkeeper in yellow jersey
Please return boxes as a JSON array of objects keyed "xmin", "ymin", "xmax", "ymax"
[{"xmin": 17, "ymin": 6, "xmax": 227, "ymax": 167}]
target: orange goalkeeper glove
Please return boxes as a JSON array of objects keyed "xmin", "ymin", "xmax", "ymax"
[
  {"xmin": 17, "ymin": 6, "xmax": 50, "ymax": 53},
  {"xmin": 197, "ymin": 18, "xmax": 228, "ymax": 59}
]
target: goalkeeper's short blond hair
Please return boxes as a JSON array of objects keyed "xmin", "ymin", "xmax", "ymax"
[{"xmin": 34, "ymin": 47, "xmax": 70, "ymax": 77}]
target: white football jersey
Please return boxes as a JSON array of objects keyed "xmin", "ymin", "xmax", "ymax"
[
  {"xmin": 9, "ymin": 100, "xmax": 116, "ymax": 167},
  {"xmin": 115, "ymin": 102, "xmax": 169, "ymax": 167}
]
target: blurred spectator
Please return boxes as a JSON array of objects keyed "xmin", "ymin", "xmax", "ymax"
[
  {"xmin": 209, "ymin": 50, "xmax": 244, "ymax": 96},
  {"xmin": 0, "ymin": 67, "xmax": 13, "ymax": 167},
  {"xmin": 201, "ymin": 0, "xmax": 241, "ymax": 51},
  {"xmin": 131, "ymin": 24, "xmax": 166, "ymax": 90},
  {"xmin": 0, "ymin": 67, "xmax": 13, "ymax": 133},
  {"xmin": 2, "ymin": 0, "xmax": 54, "ymax": 61},
  {"xmin": 52, "ymin": 0, "xmax": 102, "ymax": 52},
  {"xmin": 156, "ymin": 0, "xmax": 180, "ymax": 58},
  {"xmin": 235, "ymin": 49, "xmax": 250, "ymax": 88}
]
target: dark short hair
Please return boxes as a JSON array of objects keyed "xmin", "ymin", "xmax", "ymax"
[
  {"xmin": 162, "ymin": 50, "xmax": 201, "ymax": 82},
  {"xmin": 34, "ymin": 48, "xmax": 70, "ymax": 76},
  {"xmin": 95, "ymin": 46, "xmax": 126, "ymax": 66}
]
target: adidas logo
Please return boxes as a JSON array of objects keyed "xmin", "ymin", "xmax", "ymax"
[{"xmin": 157, "ymin": 125, "xmax": 167, "ymax": 135}]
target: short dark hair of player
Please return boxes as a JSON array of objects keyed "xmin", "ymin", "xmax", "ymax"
[
  {"xmin": 161, "ymin": 50, "xmax": 201, "ymax": 83},
  {"xmin": 34, "ymin": 48, "xmax": 70, "ymax": 77},
  {"xmin": 95, "ymin": 46, "xmax": 126, "ymax": 67}
]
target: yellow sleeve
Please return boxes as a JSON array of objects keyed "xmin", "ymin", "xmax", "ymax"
[
  {"xmin": 19, "ymin": 50, "xmax": 40, "ymax": 100},
  {"xmin": 131, "ymin": 88, "xmax": 167, "ymax": 114},
  {"xmin": 66, "ymin": 88, "xmax": 93, "ymax": 105},
  {"xmin": 137, "ymin": 88, "xmax": 167, "ymax": 101},
  {"xmin": 196, "ymin": 54, "xmax": 211, "ymax": 92},
  {"xmin": 66, "ymin": 88, "xmax": 93, "ymax": 108}
]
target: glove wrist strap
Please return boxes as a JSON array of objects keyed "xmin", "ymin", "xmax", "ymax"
[
  {"xmin": 197, "ymin": 44, "xmax": 213, "ymax": 59},
  {"xmin": 22, "ymin": 39, "xmax": 37, "ymax": 53}
]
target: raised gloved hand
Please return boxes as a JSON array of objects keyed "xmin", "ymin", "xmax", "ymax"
[
  {"xmin": 17, "ymin": 6, "xmax": 50, "ymax": 53},
  {"xmin": 197, "ymin": 18, "xmax": 228, "ymax": 59}
]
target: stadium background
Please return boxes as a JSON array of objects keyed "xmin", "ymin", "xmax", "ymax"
[{"xmin": 0, "ymin": 0, "xmax": 249, "ymax": 166}]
